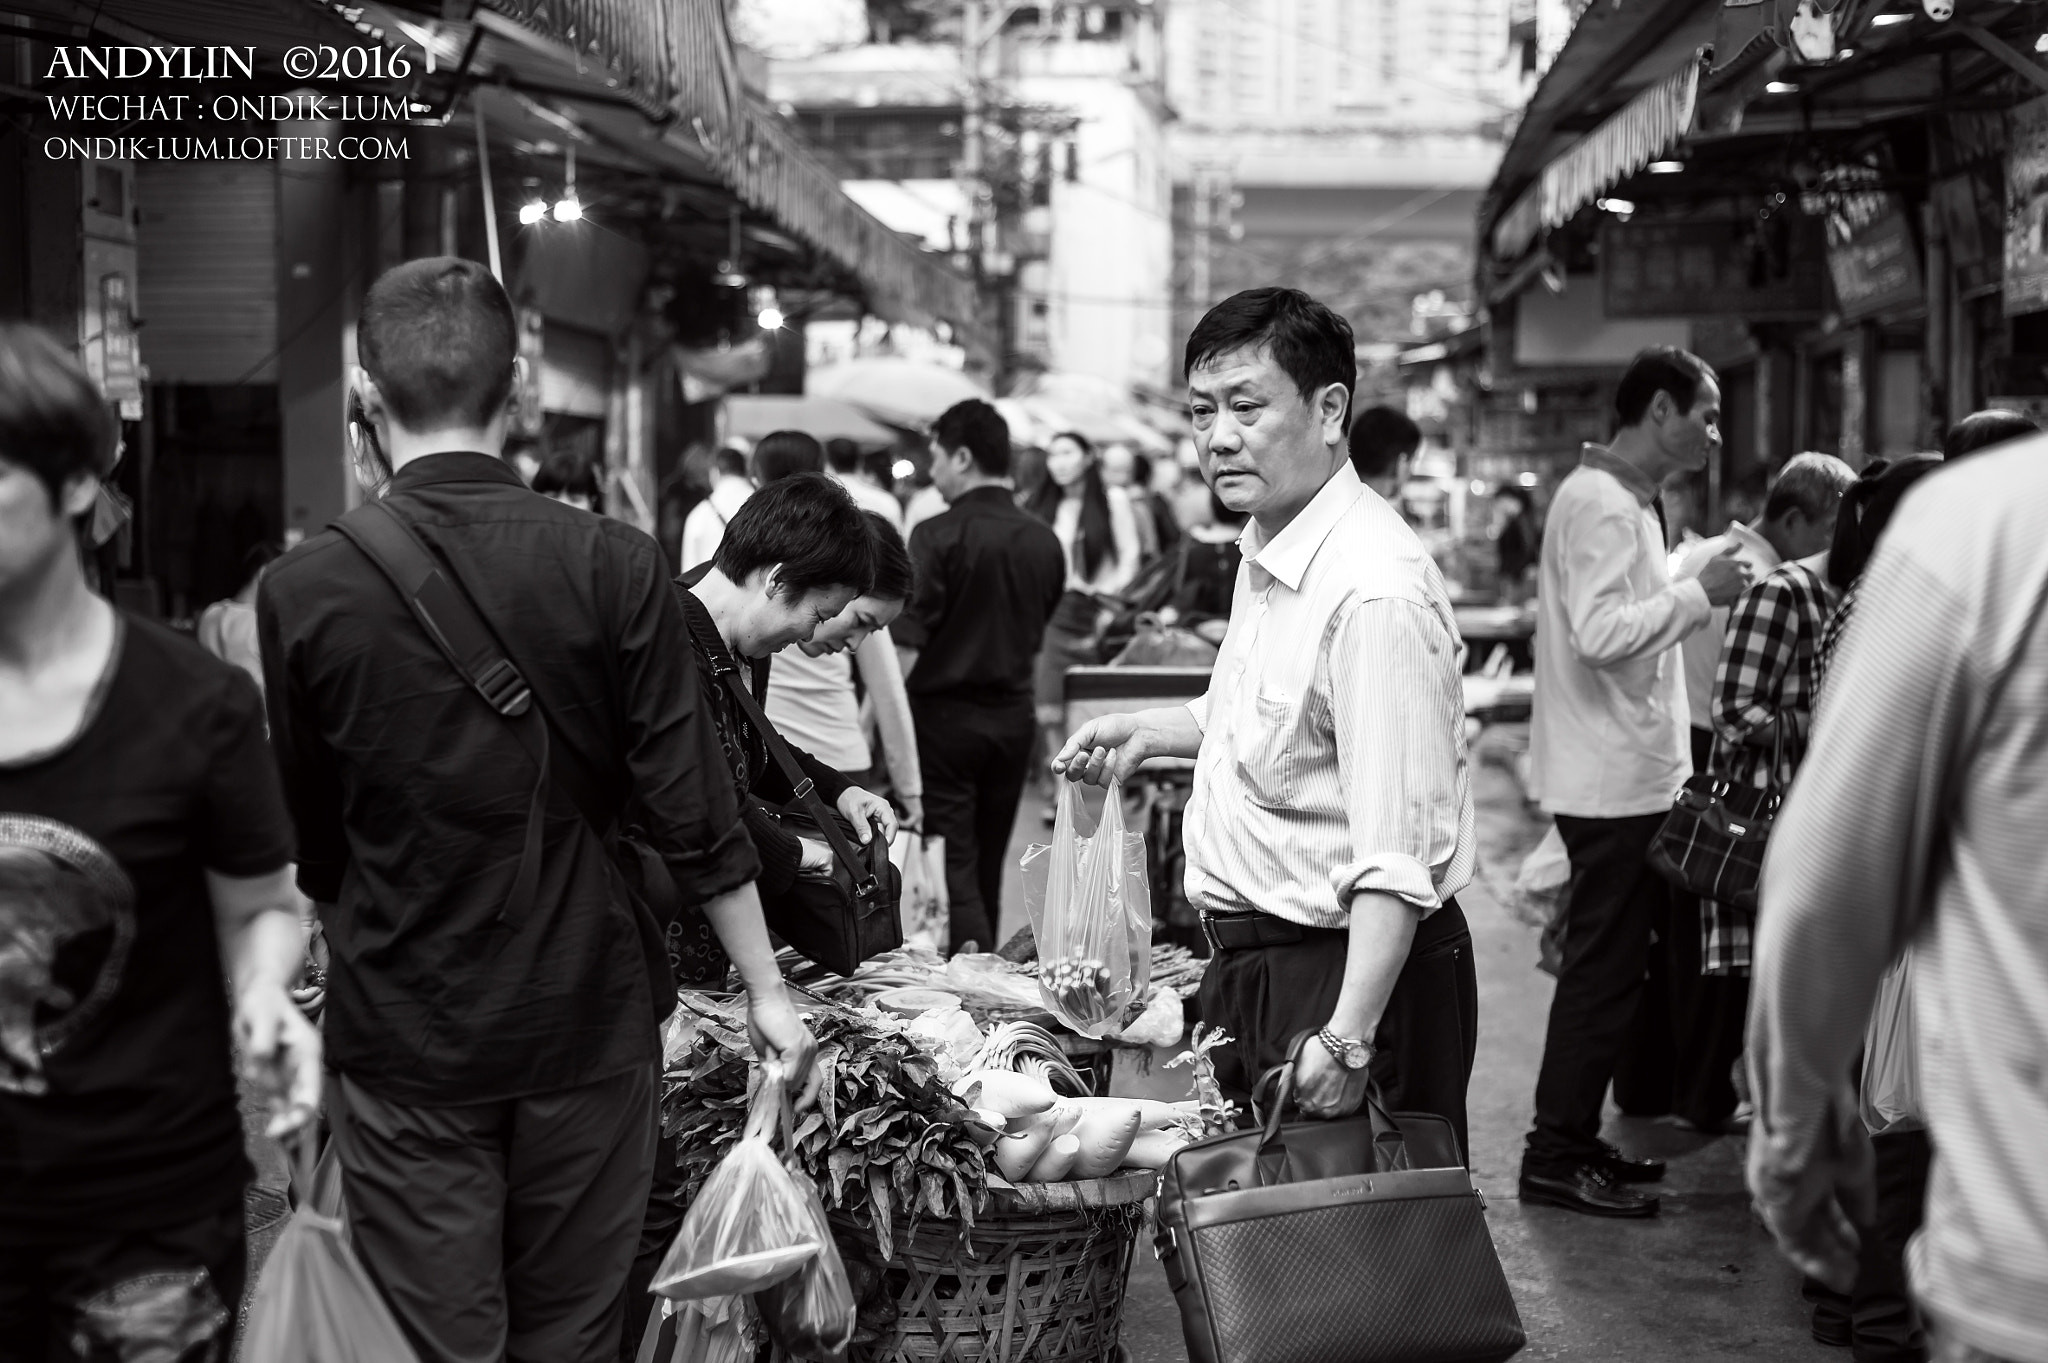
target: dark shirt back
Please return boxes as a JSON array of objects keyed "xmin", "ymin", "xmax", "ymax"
[
  {"xmin": 259, "ymin": 453, "xmax": 759, "ymax": 1106},
  {"xmin": 896, "ymin": 486, "xmax": 1065, "ymax": 702}
]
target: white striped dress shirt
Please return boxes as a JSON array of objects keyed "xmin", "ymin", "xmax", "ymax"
[
  {"xmin": 1182, "ymin": 460, "xmax": 1476, "ymax": 928},
  {"xmin": 1751, "ymin": 435, "xmax": 2048, "ymax": 1361}
]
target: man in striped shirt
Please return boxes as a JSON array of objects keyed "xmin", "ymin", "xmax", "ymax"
[
  {"xmin": 1751, "ymin": 436, "xmax": 2048, "ymax": 1363},
  {"xmin": 1054, "ymin": 288, "xmax": 1480, "ymax": 1153}
]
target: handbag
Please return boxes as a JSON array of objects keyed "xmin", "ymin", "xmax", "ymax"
[
  {"xmin": 334, "ymin": 499, "xmax": 686, "ymax": 1023},
  {"xmin": 1155, "ymin": 1036, "xmax": 1524, "ymax": 1363},
  {"xmin": 1647, "ymin": 719, "xmax": 1787, "ymax": 912},
  {"xmin": 678, "ymin": 607, "xmax": 903, "ymax": 977}
]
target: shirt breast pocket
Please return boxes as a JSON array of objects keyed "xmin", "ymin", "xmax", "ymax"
[{"xmin": 1232, "ymin": 689, "xmax": 1301, "ymax": 807}]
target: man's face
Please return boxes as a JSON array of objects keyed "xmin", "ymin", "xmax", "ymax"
[
  {"xmin": 1189, "ymin": 344, "xmax": 1349, "ymax": 531},
  {"xmin": 737, "ymin": 572, "xmax": 860, "ymax": 658},
  {"xmin": 0, "ymin": 457, "xmax": 94, "ymax": 596},
  {"xmin": 1656, "ymin": 376, "xmax": 1723, "ymax": 474},
  {"xmin": 801, "ymin": 594, "xmax": 905, "ymax": 657},
  {"xmin": 1100, "ymin": 446, "xmax": 1135, "ymax": 487}
]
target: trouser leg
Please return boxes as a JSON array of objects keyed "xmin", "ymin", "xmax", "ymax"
[
  {"xmin": 1668, "ymin": 725, "xmax": 1751, "ymax": 1128},
  {"xmin": 1524, "ymin": 813, "xmax": 1668, "ymax": 1172},
  {"xmin": 623, "ymin": 1108, "xmax": 684, "ymax": 1362},
  {"xmin": 1851, "ymin": 1128, "xmax": 1932, "ymax": 1363},
  {"xmin": 915, "ymin": 700, "xmax": 992, "ymax": 951},
  {"xmin": 1371, "ymin": 900, "xmax": 1479, "ymax": 1165},
  {"xmin": 974, "ymin": 702, "xmax": 1036, "ymax": 947},
  {"xmin": 332, "ymin": 1071, "xmax": 510, "ymax": 1363},
  {"xmin": 1197, "ymin": 930, "xmax": 1346, "ymax": 1116}
]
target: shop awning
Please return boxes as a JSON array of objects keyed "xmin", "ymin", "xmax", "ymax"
[
  {"xmin": 1490, "ymin": 49, "xmax": 1706, "ymax": 262},
  {"xmin": 479, "ymin": 0, "xmax": 738, "ymax": 134}
]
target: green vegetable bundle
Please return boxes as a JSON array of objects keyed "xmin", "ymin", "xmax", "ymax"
[{"xmin": 660, "ymin": 992, "xmax": 991, "ymax": 1262}]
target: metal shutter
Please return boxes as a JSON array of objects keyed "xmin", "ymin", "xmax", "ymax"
[{"xmin": 135, "ymin": 162, "xmax": 277, "ymax": 383}]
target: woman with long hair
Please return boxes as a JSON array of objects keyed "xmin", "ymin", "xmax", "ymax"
[{"xmin": 1023, "ymin": 430, "xmax": 1141, "ymax": 786}]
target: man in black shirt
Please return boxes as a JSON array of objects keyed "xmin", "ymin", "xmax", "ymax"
[
  {"xmin": 0, "ymin": 323, "xmax": 319, "ymax": 1359},
  {"xmin": 259, "ymin": 259, "xmax": 814, "ymax": 1363},
  {"xmin": 894, "ymin": 400, "xmax": 1064, "ymax": 949}
]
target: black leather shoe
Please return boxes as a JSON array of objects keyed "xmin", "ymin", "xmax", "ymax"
[
  {"xmin": 1519, "ymin": 1163, "xmax": 1661, "ymax": 1217},
  {"xmin": 1599, "ymin": 1141, "xmax": 1666, "ymax": 1183}
]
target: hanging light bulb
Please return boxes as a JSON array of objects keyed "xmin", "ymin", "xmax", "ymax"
[
  {"xmin": 552, "ymin": 141, "xmax": 580, "ymax": 222},
  {"xmin": 552, "ymin": 197, "xmax": 581, "ymax": 222},
  {"xmin": 519, "ymin": 201, "xmax": 547, "ymax": 225},
  {"xmin": 757, "ymin": 306, "xmax": 785, "ymax": 330}
]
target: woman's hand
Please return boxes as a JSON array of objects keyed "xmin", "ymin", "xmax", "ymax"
[
  {"xmin": 837, "ymin": 786, "xmax": 898, "ymax": 844},
  {"xmin": 746, "ymin": 985, "xmax": 822, "ymax": 1109}
]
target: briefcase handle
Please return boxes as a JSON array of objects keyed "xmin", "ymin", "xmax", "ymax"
[{"xmin": 1249, "ymin": 1032, "xmax": 1412, "ymax": 1185}]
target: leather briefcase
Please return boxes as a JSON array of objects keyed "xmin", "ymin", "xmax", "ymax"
[{"xmin": 1155, "ymin": 1037, "xmax": 1524, "ymax": 1363}]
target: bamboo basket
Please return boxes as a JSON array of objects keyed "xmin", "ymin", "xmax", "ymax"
[{"xmin": 834, "ymin": 1173, "xmax": 1149, "ymax": 1363}]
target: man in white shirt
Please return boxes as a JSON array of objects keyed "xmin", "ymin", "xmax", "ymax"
[
  {"xmin": 1054, "ymin": 288, "xmax": 1480, "ymax": 1154},
  {"xmin": 1665, "ymin": 452, "xmax": 1854, "ymax": 1133},
  {"xmin": 825, "ymin": 438, "xmax": 905, "ymax": 531},
  {"xmin": 679, "ymin": 445, "xmax": 753, "ymax": 572},
  {"xmin": 1520, "ymin": 347, "xmax": 1752, "ymax": 1217}
]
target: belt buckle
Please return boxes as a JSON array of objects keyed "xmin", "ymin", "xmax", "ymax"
[{"xmin": 1199, "ymin": 913, "xmax": 1224, "ymax": 954}]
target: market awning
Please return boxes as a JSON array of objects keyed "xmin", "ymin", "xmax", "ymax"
[{"xmin": 1490, "ymin": 48, "xmax": 1706, "ymax": 262}]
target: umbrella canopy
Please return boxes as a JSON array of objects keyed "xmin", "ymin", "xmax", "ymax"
[
  {"xmin": 806, "ymin": 357, "xmax": 990, "ymax": 429},
  {"xmin": 721, "ymin": 394, "xmax": 897, "ymax": 449},
  {"xmin": 1000, "ymin": 372, "xmax": 1175, "ymax": 455}
]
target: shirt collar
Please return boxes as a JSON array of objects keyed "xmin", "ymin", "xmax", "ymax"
[
  {"xmin": 390, "ymin": 450, "xmax": 528, "ymax": 492},
  {"xmin": 1242, "ymin": 460, "xmax": 1364, "ymax": 592},
  {"xmin": 953, "ymin": 485, "xmax": 1014, "ymax": 509},
  {"xmin": 1579, "ymin": 442, "xmax": 1660, "ymax": 507}
]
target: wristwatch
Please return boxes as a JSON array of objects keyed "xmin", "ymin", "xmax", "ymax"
[{"xmin": 1317, "ymin": 1027, "xmax": 1374, "ymax": 1071}]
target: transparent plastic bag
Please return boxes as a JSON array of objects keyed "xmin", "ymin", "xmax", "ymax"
[
  {"xmin": 890, "ymin": 832, "xmax": 949, "ymax": 952},
  {"xmin": 653, "ymin": 1064, "xmax": 823, "ymax": 1301},
  {"xmin": 1861, "ymin": 950, "xmax": 1922, "ymax": 1134},
  {"xmin": 1021, "ymin": 781, "xmax": 1151, "ymax": 1038},
  {"xmin": 753, "ymin": 1180, "xmax": 856, "ymax": 1361},
  {"xmin": 242, "ymin": 1133, "xmax": 420, "ymax": 1363}
]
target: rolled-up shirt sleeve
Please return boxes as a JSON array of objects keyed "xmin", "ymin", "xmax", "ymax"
[
  {"xmin": 1327, "ymin": 597, "xmax": 1468, "ymax": 914},
  {"xmin": 615, "ymin": 542, "xmax": 761, "ymax": 901}
]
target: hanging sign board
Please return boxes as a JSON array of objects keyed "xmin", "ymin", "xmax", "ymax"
[
  {"xmin": 1602, "ymin": 217, "xmax": 1827, "ymax": 318},
  {"xmin": 1824, "ymin": 195, "xmax": 1922, "ymax": 321},
  {"xmin": 2005, "ymin": 95, "xmax": 2048, "ymax": 317}
]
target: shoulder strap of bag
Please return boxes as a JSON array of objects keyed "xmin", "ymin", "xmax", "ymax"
[
  {"xmin": 677, "ymin": 601, "xmax": 881, "ymax": 894},
  {"xmin": 334, "ymin": 499, "xmax": 561, "ymax": 932}
]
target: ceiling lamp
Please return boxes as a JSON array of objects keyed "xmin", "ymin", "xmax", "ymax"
[
  {"xmin": 1648, "ymin": 160, "xmax": 1684, "ymax": 174},
  {"xmin": 1765, "ymin": 80, "xmax": 1800, "ymax": 93},
  {"xmin": 1869, "ymin": 10, "xmax": 1911, "ymax": 25},
  {"xmin": 1596, "ymin": 196, "xmax": 1636, "ymax": 215},
  {"xmin": 518, "ymin": 201, "xmax": 547, "ymax": 225}
]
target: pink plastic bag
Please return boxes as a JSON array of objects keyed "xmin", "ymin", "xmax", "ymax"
[{"xmin": 241, "ymin": 1134, "xmax": 420, "ymax": 1363}]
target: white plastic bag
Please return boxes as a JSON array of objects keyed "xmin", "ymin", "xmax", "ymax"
[
  {"xmin": 1861, "ymin": 951, "xmax": 1922, "ymax": 1134},
  {"xmin": 1020, "ymin": 781, "xmax": 1151, "ymax": 1038},
  {"xmin": 890, "ymin": 831, "xmax": 948, "ymax": 952},
  {"xmin": 652, "ymin": 1065, "xmax": 821, "ymax": 1300},
  {"xmin": 1507, "ymin": 825, "xmax": 1570, "ymax": 930}
]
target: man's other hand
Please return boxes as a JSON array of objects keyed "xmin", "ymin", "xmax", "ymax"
[
  {"xmin": 1052, "ymin": 713, "xmax": 1150, "ymax": 787},
  {"xmin": 1697, "ymin": 544, "xmax": 1756, "ymax": 608},
  {"xmin": 837, "ymin": 786, "xmax": 898, "ymax": 844},
  {"xmin": 1749, "ymin": 1087, "xmax": 1877, "ymax": 1291}
]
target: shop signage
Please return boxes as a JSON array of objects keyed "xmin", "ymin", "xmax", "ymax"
[
  {"xmin": 1602, "ymin": 218, "xmax": 1826, "ymax": 318},
  {"xmin": 1823, "ymin": 197, "xmax": 1922, "ymax": 321},
  {"xmin": 2005, "ymin": 95, "xmax": 2048, "ymax": 317}
]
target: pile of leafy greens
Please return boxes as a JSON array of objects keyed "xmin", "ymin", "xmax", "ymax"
[{"xmin": 660, "ymin": 992, "xmax": 991, "ymax": 1261}]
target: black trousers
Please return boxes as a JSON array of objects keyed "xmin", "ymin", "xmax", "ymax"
[
  {"xmin": 1665, "ymin": 725, "xmax": 1752, "ymax": 1127},
  {"xmin": 911, "ymin": 693, "xmax": 1035, "ymax": 951},
  {"xmin": 1195, "ymin": 899, "xmax": 1479, "ymax": 1164},
  {"xmin": 1525, "ymin": 811, "xmax": 1673, "ymax": 1172},
  {"xmin": 332, "ymin": 1063, "xmax": 655, "ymax": 1363},
  {"xmin": 1806, "ymin": 1127, "xmax": 1934, "ymax": 1363},
  {"xmin": 0, "ymin": 1201, "xmax": 244, "ymax": 1363}
]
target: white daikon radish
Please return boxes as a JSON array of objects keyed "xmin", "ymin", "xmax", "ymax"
[
  {"xmin": 949, "ymin": 1070, "xmax": 1056, "ymax": 1120},
  {"xmin": 1026, "ymin": 1133, "xmax": 1082, "ymax": 1182},
  {"xmin": 1123, "ymin": 1128, "xmax": 1193, "ymax": 1170},
  {"xmin": 963, "ymin": 1108, "xmax": 1006, "ymax": 1148},
  {"xmin": 1063, "ymin": 1096, "xmax": 1185, "ymax": 1130},
  {"xmin": 1069, "ymin": 1108, "xmax": 1143, "ymax": 1179},
  {"xmin": 995, "ymin": 1120, "xmax": 1058, "ymax": 1180}
]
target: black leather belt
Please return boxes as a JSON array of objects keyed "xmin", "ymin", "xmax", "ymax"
[{"xmin": 1201, "ymin": 897, "xmax": 1466, "ymax": 954}]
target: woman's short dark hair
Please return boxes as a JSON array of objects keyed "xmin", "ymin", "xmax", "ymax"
[
  {"xmin": 1827, "ymin": 454, "xmax": 1944, "ymax": 591},
  {"xmin": 754, "ymin": 429, "xmax": 826, "ymax": 484},
  {"xmin": 1945, "ymin": 407, "xmax": 2040, "ymax": 460},
  {"xmin": 933, "ymin": 399, "xmax": 1011, "ymax": 476},
  {"xmin": 1613, "ymin": 347, "xmax": 1713, "ymax": 428},
  {"xmin": 357, "ymin": 257, "xmax": 518, "ymax": 431},
  {"xmin": 714, "ymin": 472, "xmax": 875, "ymax": 595},
  {"xmin": 1183, "ymin": 287, "xmax": 1355, "ymax": 411},
  {"xmin": 0, "ymin": 322, "xmax": 118, "ymax": 506},
  {"xmin": 865, "ymin": 511, "xmax": 914, "ymax": 603},
  {"xmin": 532, "ymin": 452, "xmax": 601, "ymax": 503}
]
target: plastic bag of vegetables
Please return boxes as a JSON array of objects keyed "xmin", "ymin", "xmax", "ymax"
[
  {"xmin": 1021, "ymin": 781, "xmax": 1151, "ymax": 1038},
  {"xmin": 652, "ymin": 1064, "xmax": 827, "ymax": 1301}
]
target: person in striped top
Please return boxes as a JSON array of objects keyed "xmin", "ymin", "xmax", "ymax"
[{"xmin": 1053, "ymin": 288, "xmax": 1480, "ymax": 1155}]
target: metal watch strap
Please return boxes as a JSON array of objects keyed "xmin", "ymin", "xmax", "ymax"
[{"xmin": 1318, "ymin": 1026, "xmax": 1372, "ymax": 1070}]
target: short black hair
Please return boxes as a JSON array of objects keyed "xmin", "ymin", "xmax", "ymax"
[
  {"xmin": 713, "ymin": 445, "xmax": 749, "ymax": 479},
  {"xmin": 754, "ymin": 429, "xmax": 826, "ymax": 484},
  {"xmin": 713, "ymin": 472, "xmax": 875, "ymax": 595},
  {"xmin": 532, "ymin": 452, "xmax": 601, "ymax": 503},
  {"xmin": 1613, "ymin": 347, "xmax": 1713, "ymax": 428},
  {"xmin": 864, "ymin": 511, "xmax": 914, "ymax": 602},
  {"xmin": 0, "ymin": 322, "xmax": 118, "ymax": 507},
  {"xmin": 1348, "ymin": 405, "xmax": 1421, "ymax": 481},
  {"xmin": 357, "ymin": 257, "xmax": 518, "ymax": 431},
  {"xmin": 1183, "ymin": 287, "xmax": 1356, "ymax": 414},
  {"xmin": 933, "ymin": 399, "xmax": 1010, "ymax": 476},
  {"xmin": 1827, "ymin": 454, "xmax": 1943, "ymax": 590},
  {"xmin": 825, "ymin": 437, "xmax": 862, "ymax": 473},
  {"xmin": 1945, "ymin": 407, "xmax": 2040, "ymax": 460}
]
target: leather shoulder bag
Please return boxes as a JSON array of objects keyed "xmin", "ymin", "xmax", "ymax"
[
  {"xmin": 1648, "ymin": 716, "xmax": 1786, "ymax": 911},
  {"xmin": 1154, "ymin": 1035, "xmax": 1524, "ymax": 1363},
  {"xmin": 678, "ymin": 606, "xmax": 902, "ymax": 977}
]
